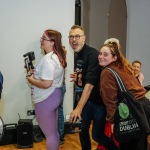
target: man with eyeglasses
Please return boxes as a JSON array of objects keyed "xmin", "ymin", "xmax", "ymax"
[{"xmin": 69, "ymin": 25, "xmax": 120, "ymax": 150}]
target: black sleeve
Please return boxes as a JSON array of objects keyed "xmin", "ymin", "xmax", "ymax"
[{"xmin": 84, "ymin": 49, "xmax": 100, "ymax": 85}]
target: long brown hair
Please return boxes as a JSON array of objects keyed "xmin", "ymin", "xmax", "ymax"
[
  {"xmin": 102, "ymin": 41, "xmax": 133, "ymax": 74},
  {"xmin": 45, "ymin": 29, "xmax": 67, "ymax": 68}
]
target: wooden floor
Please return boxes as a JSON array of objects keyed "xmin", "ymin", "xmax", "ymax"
[
  {"xmin": 1, "ymin": 131, "xmax": 150, "ymax": 150},
  {"xmin": 0, "ymin": 132, "xmax": 97, "ymax": 150}
]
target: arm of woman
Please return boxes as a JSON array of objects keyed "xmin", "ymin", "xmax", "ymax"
[
  {"xmin": 100, "ymin": 69, "xmax": 118, "ymax": 123},
  {"xmin": 27, "ymin": 74, "xmax": 53, "ymax": 89},
  {"xmin": 138, "ymin": 72, "xmax": 144, "ymax": 85},
  {"xmin": 27, "ymin": 56, "xmax": 57, "ymax": 89}
]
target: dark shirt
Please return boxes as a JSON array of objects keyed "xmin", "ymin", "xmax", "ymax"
[{"xmin": 75, "ymin": 44, "xmax": 104, "ymax": 105}]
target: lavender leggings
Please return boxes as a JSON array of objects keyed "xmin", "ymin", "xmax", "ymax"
[{"xmin": 35, "ymin": 88, "xmax": 61, "ymax": 150}]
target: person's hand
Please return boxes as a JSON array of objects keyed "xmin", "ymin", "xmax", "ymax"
[
  {"xmin": 30, "ymin": 68, "xmax": 34, "ymax": 75},
  {"xmin": 70, "ymin": 72, "xmax": 77, "ymax": 82},
  {"xmin": 77, "ymin": 73, "xmax": 82, "ymax": 86},
  {"xmin": 111, "ymin": 124, "xmax": 114, "ymax": 133},
  {"xmin": 69, "ymin": 108, "xmax": 82, "ymax": 123},
  {"xmin": 26, "ymin": 74, "xmax": 34, "ymax": 84}
]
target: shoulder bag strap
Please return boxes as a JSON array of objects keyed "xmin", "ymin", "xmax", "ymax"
[{"xmin": 106, "ymin": 67, "xmax": 127, "ymax": 93}]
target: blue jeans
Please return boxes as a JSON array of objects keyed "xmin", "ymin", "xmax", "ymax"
[
  {"xmin": 79, "ymin": 101, "xmax": 120, "ymax": 150},
  {"xmin": 58, "ymin": 84, "xmax": 66, "ymax": 141}
]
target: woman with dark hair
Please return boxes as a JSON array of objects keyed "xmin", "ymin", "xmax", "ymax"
[
  {"xmin": 26, "ymin": 29, "xmax": 67, "ymax": 150},
  {"xmin": 98, "ymin": 39, "xmax": 150, "ymax": 150}
]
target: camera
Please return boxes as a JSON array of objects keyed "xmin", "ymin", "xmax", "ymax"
[
  {"xmin": 23, "ymin": 51, "xmax": 35, "ymax": 62},
  {"xmin": 23, "ymin": 51, "xmax": 35, "ymax": 76}
]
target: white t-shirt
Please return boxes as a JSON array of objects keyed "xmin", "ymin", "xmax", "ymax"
[{"xmin": 31, "ymin": 51, "xmax": 64, "ymax": 103}]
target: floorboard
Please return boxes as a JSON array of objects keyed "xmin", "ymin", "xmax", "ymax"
[{"xmin": 1, "ymin": 129, "xmax": 150, "ymax": 150}]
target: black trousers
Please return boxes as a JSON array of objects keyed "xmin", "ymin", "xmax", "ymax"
[
  {"xmin": 79, "ymin": 102, "xmax": 120, "ymax": 150},
  {"xmin": 141, "ymin": 97, "xmax": 150, "ymax": 128},
  {"xmin": 119, "ymin": 134, "xmax": 147, "ymax": 150}
]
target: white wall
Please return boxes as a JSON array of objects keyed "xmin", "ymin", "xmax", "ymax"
[
  {"xmin": 126, "ymin": 0, "xmax": 150, "ymax": 86},
  {"xmin": 0, "ymin": 0, "xmax": 75, "ymax": 124}
]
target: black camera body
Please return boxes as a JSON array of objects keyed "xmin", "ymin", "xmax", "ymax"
[
  {"xmin": 23, "ymin": 52, "xmax": 35, "ymax": 62},
  {"xmin": 23, "ymin": 51, "xmax": 35, "ymax": 76}
]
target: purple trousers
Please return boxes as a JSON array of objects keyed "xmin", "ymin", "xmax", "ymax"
[{"xmin": 35, "ymin": 88, "xmax": 61, "ymax": 150}]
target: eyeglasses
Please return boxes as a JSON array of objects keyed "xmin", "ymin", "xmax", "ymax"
[
  {"xmin": 68, "ymin": 35, "xmax": 84, "ymax": 40},
  {"xmin": 40, "ymin": 37, "xmax": 52, "ymax": 42}
]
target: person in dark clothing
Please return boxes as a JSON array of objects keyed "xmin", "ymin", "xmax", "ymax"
[
  {"xmin": 69, "ymin": 25, "xmax": 119, "ymax": 150},
  {"xmin": 0, "ymin": 71, "xmax": 3, "ymax": 99}
]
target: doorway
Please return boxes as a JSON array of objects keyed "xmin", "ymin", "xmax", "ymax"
[
  {"xmin": 75, "ymin": 0, "xmax": 81, "ymax": 25},
  {"xmin": 80, "ymin": 0, "xmax": 127, "ymax": 56},
  {"xmin": 108, "ymin": 0, "xmax": 127, "ymax": 56}
]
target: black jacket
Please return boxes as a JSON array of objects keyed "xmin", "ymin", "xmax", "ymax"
[{"xmin": 75, "ymin": 44, "xmax": 104, "ymax": 105}]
